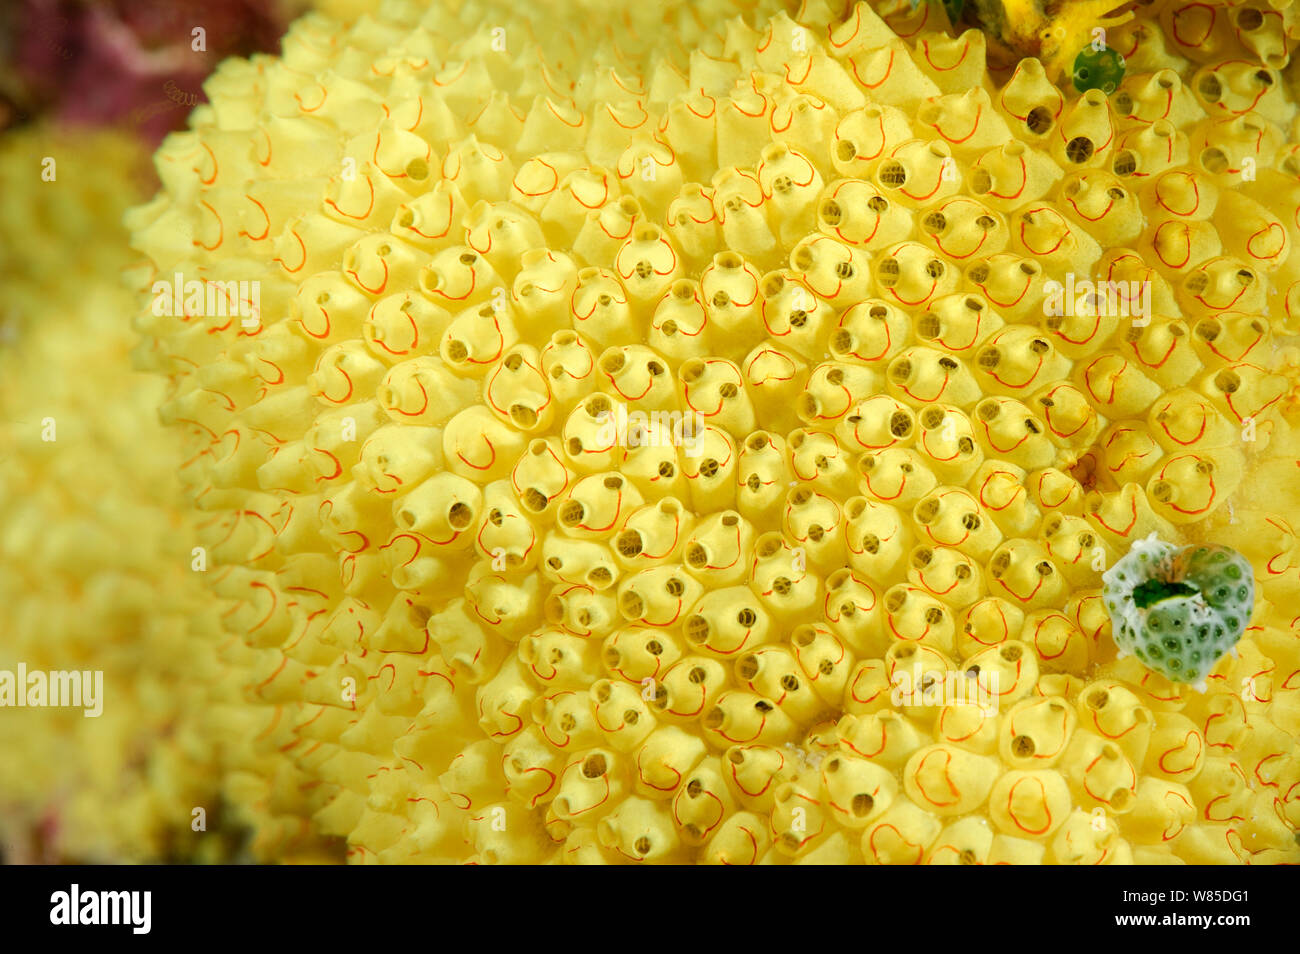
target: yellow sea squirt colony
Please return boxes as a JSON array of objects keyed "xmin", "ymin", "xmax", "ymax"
[{"xmin": 124, "ymin": 0, "xmax": 1300, "ymax": 862}]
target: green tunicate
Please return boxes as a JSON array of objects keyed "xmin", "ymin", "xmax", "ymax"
[
  {"xmin": 1072, "ymin": 45, "xmax": 1126, "ymax": 95},
  {"xmin": 1103, "ymin": 538, "xmax": 1254, "ymax": 686}
]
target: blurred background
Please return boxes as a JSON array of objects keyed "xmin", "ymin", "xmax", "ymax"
[
  {"xmin": 0, "ymin": 0, "xmax": 313, "ymax": 864},
  {"xmin": 0, "ymin": 0, "xmax": 303, "ymax": 146}
]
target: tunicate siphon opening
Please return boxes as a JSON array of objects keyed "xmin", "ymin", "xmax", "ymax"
[
  {"xmin": 737, "ymin": 655, "xmax": 759, "ymax": 680},
  {"xmin": 990, "ymin": 551, "xmax": 1009, "ymax": 577},
  {"xmin": 1215, "ymin": 369, "xmax": 1240, "ymax": 394},
  {"xmin": 1200, "ymin": 147, "xmax": 1228, "ymax": 174},
  {"xmin": 620, "ymin": 592, "xmax": 645, "ymax": 618},
  {"xmin": 1025, "ymin": 106, "xmax": 1054, "ymax": 135},
  {"xmin": 878, "ymin": 160, "xmax": 907, "ymax": 188},
  {"xmin": 447, "ymin": 502, "xmax": 473, "ymax": 529},
  {"xmin": 1066, "ymin": 137, "xmax": 1094, "ymax": 164},
  {"xmin": 915, "ymin": 498, "xmax": 939, "ymax": 524}
]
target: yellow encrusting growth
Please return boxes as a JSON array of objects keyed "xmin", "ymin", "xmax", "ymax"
[{"xmin": 126, "ymin": 0, "xmax": 1300, "ymax": 863}]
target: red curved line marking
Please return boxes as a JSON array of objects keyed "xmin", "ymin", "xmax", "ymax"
[
  {"xmin": 457, "ymin": 436, "xmax": 498, "ymax": 472},
  {"xmin": 294, "ymin": 82, "xmax": 328, "ymax": 112},
  {"xmin": 923, "ymin": 35, "xmax": 971, "ymax": 72},
  {"xmin": 274, "ymin": 227, "xmax": 307, "ymax": 274},
  {"xmin": 348, "ymin": 253, "xmax": 390, "ymax": 296},
  {"xmin": 1153, "ymin": 172, "xmax": 1200, "ymax": 216},
  {"xmin": 195, "ymin": 201, "xmax": 224, "ymax": 251},
  {"xmin": 255, "ymin": 127, "xmax": 272, "ymax": 166},
  {"xmin": 1246, "ymin": 222, "xmax": 1286, "ymax": 261},
  {"xmin": 1067, "ymin": 191, "xmax": 1116, "ymax": 223},
  {"xmin": 928, "ymin": 102, "xmax": 984, "ymax": 146},
  {"xmin": 546, "ymin": 99, "xmax": 584, "ymax": 128},
  {"xmin": 326, "ymin": 174, "xmax": 376, "ymax": 221},
  {"xmin": 196, "ymin": 142, "xmax": 218, "ymax": 185},
  {"xmin": 240, "ymin": 196, "xmax": 270, "ymax": 241},
  {"xmin": 1019, "ymin": 212, "xmax": 1068, "ymax": 256},
  {"xmin": 984, "ymin": 155, "xmax": 1028, "ymax": 201}
]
